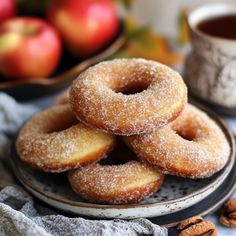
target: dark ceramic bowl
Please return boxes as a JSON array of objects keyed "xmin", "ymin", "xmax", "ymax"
[{"xmin": 0, "ymin": 22, "xmax": 126, "ymax": 100}]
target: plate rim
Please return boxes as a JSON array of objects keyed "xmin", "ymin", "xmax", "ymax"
[
  {"xmin": 159, "ymin": 159, "xmax": 236, "ymax": 228},
  {"xmin": 11, "ymin": 151, "xmax": 236, "ymax": 226},
  {"xmin": 10, "ymin": 102, "xmax": 236, "ymax": 212}
]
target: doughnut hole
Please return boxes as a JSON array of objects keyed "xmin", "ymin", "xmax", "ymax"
[
  {"xmin": 172, "ymin": 125, "xmax": 196, "ymax": 141},
  {"xmin": 45, "ymin": 115, "xmax": 78, "ymax": 133},
  {"xmin": 170, "ymin": 111, "xmax": 205, "ymax": 142},
  {"xmin": 99, "ymin": 140, "xmax": 138, "ymax": 165},
  {"xmin": 105, "ymin": 65, "xmax": 154, "ymax": 93},
  {"xmin": 120, "ymin": 82, "xmax": 149, "ymax": 95}
]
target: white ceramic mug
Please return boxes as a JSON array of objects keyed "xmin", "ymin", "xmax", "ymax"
[{"xmin": 184, "ymin": 3, "xmax": 236, "ymax": 108}]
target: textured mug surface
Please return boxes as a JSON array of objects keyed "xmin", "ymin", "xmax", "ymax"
[{"xmin": 185, "ymin": 3, "xmax": 236, "ymax": 108}]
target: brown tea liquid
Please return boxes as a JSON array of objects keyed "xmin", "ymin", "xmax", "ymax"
[{"xmin": 197, "ymin": 14, "xmax": 236, "ymax": 39}]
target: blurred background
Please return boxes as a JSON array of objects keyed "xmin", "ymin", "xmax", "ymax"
[{"xmin": 0, "ymin": 0, "xmax": 235, "ymax": 101}]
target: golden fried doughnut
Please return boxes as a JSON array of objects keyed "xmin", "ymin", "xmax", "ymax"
[
  {"xmin": 124, "ymin": 104, "xmax": 230, "ymax": 178},
  {"xmin": 68, "ymin": 160, "xmax": 164, "ymax": 204},
  {"xmin": 16, "ymin": 104, "xmax": 116, "ymax": 172},
  {"xmin": 69, "ymin": 58, "xmax": 187, "ymax": 135}
]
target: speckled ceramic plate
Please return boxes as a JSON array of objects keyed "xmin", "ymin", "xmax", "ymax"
[
  {"xmin": 11, "ymin": 103, "xmax": 235, "ymax": 219},
  {"xmin": 10, "ymin": 104, "xmax": 235, "ymax": 219}
]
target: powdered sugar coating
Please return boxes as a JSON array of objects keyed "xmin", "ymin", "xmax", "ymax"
[
  {"xmin": 69, "ymin": 58, "xmax": 187, "ymax": 135},
  {"xmin": 124, "ymin": 104, "xmax": 230, "ymax": 179},
  {"xmin": 68, "ymin": 161, "xmax": 164, "ymax": 204},
  {"xmin": 16, "ymin": 105, "xmax": 116, "ymax": 172}
]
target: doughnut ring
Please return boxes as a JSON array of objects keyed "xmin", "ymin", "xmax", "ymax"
[
  {"xmin": 16, "ymin": 104, "xmax": 116, "ymax": 172},
  {"xmin": 124, "ymin": 104, "xmax": 230, "ymax": 178},
  {"xmin": 68, "ymin": 160, "xmax": 164, "ymax": 204},
  {"xmin": 69, "ymin": 58, "xmax": 187, "ymax": 135}
]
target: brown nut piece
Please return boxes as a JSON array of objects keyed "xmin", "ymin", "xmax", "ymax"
[
  {"xmin": 177, "ymin": 215, "xmax": 217, "ymax": 236},
  {"xmin": 219, "ymin": 198, "xmax": 236, "ymax": 227}
]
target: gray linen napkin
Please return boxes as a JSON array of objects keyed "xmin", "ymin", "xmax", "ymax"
[{"xmin": 0, "ymin": 93, "xmax": 168, "ymax": 236}]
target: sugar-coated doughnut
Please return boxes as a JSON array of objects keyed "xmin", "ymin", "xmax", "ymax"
[
  {"xmin": 69, "ymin": 58, "xmax": 187, "ymax": 135},
  {"xmin": 68, "ymin": 161, "xmax": 164, "ymax": 204},
  {"xmin": 16, "ymin": 105, "xmax": 116, "ymax": 172},
  {"xmin": 124, "ymin": 104, "xmax": 230, "ymax": 178}
]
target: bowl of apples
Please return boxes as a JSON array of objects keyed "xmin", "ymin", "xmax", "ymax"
[{"xmin": 0, "ymin": 0, "xmax": 125, "ymax": 99}]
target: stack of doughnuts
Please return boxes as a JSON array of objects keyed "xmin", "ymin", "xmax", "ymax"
[{"xmin": 16, "ymin": 58, "xmax": 230, "ymax": 204}]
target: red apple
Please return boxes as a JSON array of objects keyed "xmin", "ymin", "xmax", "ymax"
[
  {"xmin": 47, "ymin": 0, "xmax": 119, "ymax": 57},
  {"xmin": 0, "ymin": 0, "xmax": 16, "ymax": 23},
  {"xmin": 0, "ymin": 17, "xmax": 62, "ymax": 80}
]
